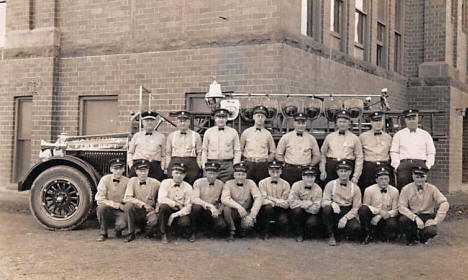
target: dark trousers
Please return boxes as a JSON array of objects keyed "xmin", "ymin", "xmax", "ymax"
[
  {"xmin": 96, "ymin": 205, "xmax": 127, "ymax": 235},
  {"xmin": 158, "ymin": 204, "xmax": 191, "ymax": 235},
  {"xmin": 399, "ymin": 214, "xmax": 437, "ymax": 243},
  {"xmin": 245, "ymin": 161, "xmax": 269, "ymax": 185},
  {"xmin": 168, "ymin": 157, "xmax": 200, "ymax": 184},
  {"xmin": 323, "ymin": 158, "xmax": 355, "ymax": 186},
  {"xmin": 223, "ymin": 207, "xmax": 246, "ymax": 232},
  {"xmin": 289, "ymin": 207, "xmax": 321, "ymax": 237},
  {"xmin": 257, "ymin": 205, "xmax": 289, "ymax": 235},
  {"xmin": 190, "ymin": 204, "xmax": 226, "ymax": 234},
  {"xmin": 281, "ymin": 164, "xmax": 304, "ymax": 186},
  {"xmin": 130, "ymin": 160, "xmax": 165, "ymax": 181},
  {"xmin": 321, "ymin": 205, "xmax": 361, "ymax": 240},
  {"xmin": 358, "ymin": 205, "xmax": 398, "ymax": 240},
  {"xmin": 124, "ymin": 203, "xmax": 158, "ymax": 235},
  {"xmin": 209, "ymin": 160, "xmax": 234, "ymax": 183},
  {"xmin": 396, "ymin": 159, "xmax": 426, "ymax": 190},
  {"xmin": 358, "ymin": 161, "xmax": 394, "ymax": 192}
]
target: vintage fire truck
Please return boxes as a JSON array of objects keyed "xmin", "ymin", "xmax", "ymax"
[{"xmin": 17, "ymin": 82, "xmax": 445, "ymax": 230}]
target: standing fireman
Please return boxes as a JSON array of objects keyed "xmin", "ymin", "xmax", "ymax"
[
  {"xmin": 321, "ymin": 160, "xmax": 362, "ymax": 246},
  {"xmin": 95, "ymin": 158, "xmax": 129, "ymax": 242},
  {"xmin": 257, "ymin": 160, "xmax": 290, "ymax": 240},
  {"xmin": 288, "ymin": 166, "xmax": 323, "ymax": 242},
  {"xmin": 358, "ymin": 111, "xmax": 393, "ymax": 192},
  {"xmin": 158, "ymin": 163, "xmax": 193, "ymax": 243},
  {"xmin": 165, "ymin": 111, "xmax": 202, "ymax": 184},
  {"xmin": 202, "ymin": 108, "xmax": 241, "ymax": 182},
  {"xmin": 398, "ymin": 166, "xmax": 449, "ymax": 246},
  {"xmin": 358, "ymin": 167, "xmax": 399, "ymax": 245},
  {"xmin": 221, "ymin": 162, "xmax": 263, "ymax": 241},
  {"xmin": 390, "ymin": 109, "xmax": 436, "ymax": 190},
  {"xmin": 127, "ymin": 111, "xmax": 166, "ymax": 181},
  {"xmin": 276, "ymin": 112, "xmax": 321, "ymax": 186},
  {"xmin": 240, "ymin": 105, "xmax": 276, "ymax": 184},
  {"xmin": 190, "ymin": 162, "xmax": 226, "ymax": 241},
  {"xmin": 320, "ymin": 110, "xmax": 363, "ymax": 186},
  {"xmin": 122, "ymin": 159, "xmax": 160, "ymax": 242}
]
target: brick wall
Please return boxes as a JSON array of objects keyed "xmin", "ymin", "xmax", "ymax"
[
  {"xmin": 404, "ymin": 0, "xmax": 425, "ymax": 77},
  {"xmin": 0, "ymin": 57, "xmax": 56, "ymax": 186}
]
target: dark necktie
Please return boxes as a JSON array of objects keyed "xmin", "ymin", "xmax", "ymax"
[
  {"xmin": 304, "ymin": 185, "xmax": 312, "ymax": 190},
  {"xmin": 340, "ymin": 182, "xmax": 347, "ymax": 187},
  {"xmin": 180, "ymin": 131, "xmax": 187, "ymax": 135},
  {"xmin": 381, "ymin": 188, "xmax": 387, "ymax": 193},
  {"xmin": 113, "ymin": 179, "xmax": 120, "ymax": 183},
  {"xmin": 296, "ymin": 132, "xmax": 303, "ymax": 137},
  {"xmin": 339, "ymin": 131, "xmax": 346, "ymax": 135},
  {"xmin": 374, "ymin": 131, "xmax": 382, "ymax": 135},
  {"xmin": 218, "ymin": 127, "xmax": 224, "ymax": 131},
  {"xmin": 409, "ymin": 129, "xmax": 417, "ymax": 133},
  {"xmin": 256, "ymin": 128, "xmax": 262, "ymax": 132},
  {"xmin": 417, "ymin": 185, "xmax": 424, "ymax": 191},
  {"xmin": 174, "ymin": 183, "xmax": 180, "ymax": 188},
  {"xmin": 139, "ymin": 181, "xmax": 146, "ymax": 186},
  {"xmin": 237, "ymin": 183, "xmax": 243, "ymax": 187},
  {"xmin": 145, "ymin": 132, "xmax": 152, "ymax": 136},
  {"xmin": 209, "ymin": 183, "xmax": 215, "ymax": 186},
  {"xmin": 271, "ymin": 180, "xmax": 278, "ymax": 185}
]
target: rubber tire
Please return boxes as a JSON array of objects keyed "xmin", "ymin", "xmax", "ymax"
[{"xmin": 29, "ymin": 165, "xmax": 93, "ymax": 230}]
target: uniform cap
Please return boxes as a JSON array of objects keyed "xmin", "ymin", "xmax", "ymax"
[
  {"xmin": 252, "ymin": 105, "xmax": 268, "ymax": 116},
  {"xmin": 375, "ymin": 167, "xmax": 390, "ymax": 178},
  {"xmin": 402, "ymin": 109, "xmax": 419, "ymax": 118},
  {"xmin": 172, "ymin": 162, "xmax": 188, "ymax": 173},
  {"xmin": 336, "ymin": 160, "xmax": 353, "ymax": 171},
  {"xmin": 213, "ymin": 108, "xmax": 231, "ymax": 117},
  {"xmin": 133, "ymin": 159, "xmax": 150, "ymax": 170},
  {"xmin": 268, "ymin": 160, "xmax": 283, "ymax": 170},
  {"xmin": 294, "ymin": 112, "xmax": 307, "ymax": 121},
  {"xmin": 109, "ymin": 158, "xmax": 125, "ymax": 168},
  {"xmin": 336, "ymin": 110, "xmax": 351, "ymax": 120},
  {"xmin": 141, "ymin": 111, "xmax": 158, "ymax": 120},
  {"xmin": 204, "ymin": 161, "xmax": 220, "ymax": 172},
  {"xmin": 412, "ymin": 165, "xmax": 429, "ymax": 175},
  {"xmin": 302, "ymin": 165, "xmax": 318, "ymax": 176},
  {"xmin": 233, "ymin": 162, "xmax": 248, "ymax": 173},
  {"xmin": 370, "ymin": 111, "xmax": 383, "ymax": 121},
  {"xmin": 173, "ymin": 110, "xmax": 191, "ymax": 119}
]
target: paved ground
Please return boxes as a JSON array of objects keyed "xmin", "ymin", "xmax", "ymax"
[{"xmin": 0, "ymin": 189, "xmax": 467, "ymax": 280}]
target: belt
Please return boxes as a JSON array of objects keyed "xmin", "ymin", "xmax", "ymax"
[
  {"xmin": 400, "ymin": 159, "xmax": 425, "ymax": 163},
  {"xmin": 326, "ymin": 157, "xmax": 354, "ymax": 161},
  {"xmin": 364, "ymin": 160, "xmax": 390, "ymax": 164},
  {"xmin": 244, "ymin": 157, "xmax": 268, "ymax": 163},
  {"xmin": 285, "ymin": 163, "xmax": 307, "ymax": 168},
  {"xmin": 208, "ymin": 159, "xmax": 233, "ymax": 162}
]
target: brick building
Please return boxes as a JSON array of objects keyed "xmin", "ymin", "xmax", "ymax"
[{"xmin": 0, "ymin": 0, "xmax": 467, "ymax": 193}]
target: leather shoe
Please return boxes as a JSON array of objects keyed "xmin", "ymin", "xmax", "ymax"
[
  {"xmin": 227, "ymin": 231, "xmax": 235, "ymax": 242},
  {"xmin": 161, "ymin": 234, "xmax": 169, "ymax": 244},
  {"xmin": 124, "ymin": 233, "xmax": 135, "ymax": 243},
  {"xmin": 188, "ymin": 233, "xmax": 196, "ymax": 242},
  {"xmin": 96, "ymin": 234, "xmax": 107, "ymax": 242},
  {"xmin": 328, "ymin": 235, "xmax": 337, "ymax": 246}
]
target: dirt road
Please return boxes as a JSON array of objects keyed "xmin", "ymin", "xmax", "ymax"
[{"xmin": 0, "ymin": 189, "xmax": 467, "ymax": 280}]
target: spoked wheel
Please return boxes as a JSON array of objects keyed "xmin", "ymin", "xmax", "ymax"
[{"xmin": 29, "ymin": 166, "xmax": 93, "ymax": 230}]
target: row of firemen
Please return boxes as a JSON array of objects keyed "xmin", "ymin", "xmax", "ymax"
[{"xmin": 94, "ymin": 106, "xmax": 448, "ymax": 246}]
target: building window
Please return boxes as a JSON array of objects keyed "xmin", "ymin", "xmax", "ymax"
[
  {"xmin": 302, "ymin": 0, "xmax": 320, "ymax": 40},
  {"xmin": 394, "ymin": 0, "xmax": 403, "ymax": 73},
  {"xmin": 0, "ymin": 1, "xmax": 6, "ymax": 48},
  {"xmin": 330, "ymin": 0, "xmax": 343, "ymax": 34},
  {"xmin": 355, "ymin": 0, "xmax": 367, "ymax": 45},
  {"xmin": 79, "ymin": 96, "xmax": 119, "ymax": 135},
  {"xmin": 376, "ymin": 0, "xmax": 387, "ymax": 67}
]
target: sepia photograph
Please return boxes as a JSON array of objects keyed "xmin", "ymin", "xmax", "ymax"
[{"xmin": 0, "ymin": 0, "xmax": 467, "ymax": 279}]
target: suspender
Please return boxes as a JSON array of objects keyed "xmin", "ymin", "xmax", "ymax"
[
  {"xmin": 332, "ymin": 180, "xmax": 355, "ymax": 202},
  {"xmin": 172, "ymin": 131, "xmax": 196, "ymax": 157}
]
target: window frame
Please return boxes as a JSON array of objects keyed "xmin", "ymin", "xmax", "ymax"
[
  {"xmin": 330, "ymin": 0, "xmax": 344, "ymax": 36},
  {"xmin": 376, "ymin": 0, "xmax": 387, "ymax": 68},
  {"xmin": 79, "ymin": 95, "xmax": 119, "ymax": 136},
  {"xmin": 0, "ymin": 0, "xmax": 6, "ymax": 49}
]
